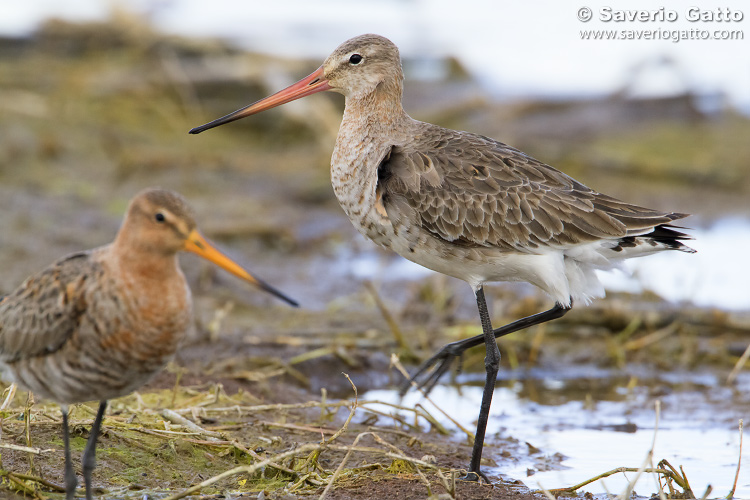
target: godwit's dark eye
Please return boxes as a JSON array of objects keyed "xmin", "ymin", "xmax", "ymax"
[
  {"xmin": 155, "ymin": 213, "xmax": 166, "ymax": 223},
  {"xmin": 349, "ymin": 54, "xmax": 363, "ymax": 65}
]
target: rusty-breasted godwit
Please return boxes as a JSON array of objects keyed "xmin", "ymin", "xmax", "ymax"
[
  {"xmin": 189, "ymin": 34, "xmax": 694, "ymax": 481},
  {"xmin": 0, "ymin": 188, "xmax": 297, "ymax": 499}
]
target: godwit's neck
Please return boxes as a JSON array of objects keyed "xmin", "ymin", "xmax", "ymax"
[
  {"xmin": 110, "ymin": 236, "xmax": 182, "ymax": 284},
  {"xmin": 342, "ymin": 85, "xmax": 408, "ymax": 136},
  {"xmin": 106, "ymin": 242, "xmax": 190, "ymax": 325},
  {"xmin": 334, "ymin": 90, "xmax": 406, "ymax": 174},
  {"xmin": 331, "ymin": 90, "xmax": 407, "ymax": 224},
  {"xmin": 333, "ymin": 87, "xmax": 409, "ymax": 172}
]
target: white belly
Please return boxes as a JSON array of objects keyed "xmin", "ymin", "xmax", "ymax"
[{"xmin": 346, "ymin": 202, "xmax": 602, "ymax": 307}]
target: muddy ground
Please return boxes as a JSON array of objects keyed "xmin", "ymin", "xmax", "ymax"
[{"xmin": 0, "ymin": 15, "xmax": 749, "ymax": 500}]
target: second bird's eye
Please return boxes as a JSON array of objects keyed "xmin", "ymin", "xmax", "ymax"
[
  {"xmin": 349, "ymin": 54, "xmax": 363, "ymax": 65},
  {"xmin": 155, "ymin": 213, "xmax": 166, "ymax": 223}
]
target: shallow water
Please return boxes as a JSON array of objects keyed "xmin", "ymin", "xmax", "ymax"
[{"xmin": 365, "ymin": 367, "xmax": 750, "ymax": 498}]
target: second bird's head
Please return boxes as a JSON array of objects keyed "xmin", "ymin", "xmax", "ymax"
[
  {"xmin": 117, "ymin": 188, "xmax": 298, "ymax": 307},
  {"xmin": 120, "ymin": 188, "xmax": 198, "ymax": 256}
]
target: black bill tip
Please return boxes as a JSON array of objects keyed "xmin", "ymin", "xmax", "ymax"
[{"xmin": 259, "ymin": 280, "xmax": 299, "ymax": 308}]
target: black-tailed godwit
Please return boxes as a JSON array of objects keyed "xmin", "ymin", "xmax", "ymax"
[
  {"xmin": 189, "ymin": 34, "xmax": 694, "ymax": 481},
  {"xmin": 0, "ymin": 188, "xmax": 297, "ymax": 499}
]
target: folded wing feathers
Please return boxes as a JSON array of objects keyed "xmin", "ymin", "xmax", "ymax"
[{"xmin": 380, "ymin": 125, "xmax": 692, "ymax": 252}]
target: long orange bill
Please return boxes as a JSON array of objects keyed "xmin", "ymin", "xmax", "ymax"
[
  {"xmin": 190, "ymin": 66, "xmax": 330, "ymax": 134},
  {"xmin": 183, "ymin": 229, "xmax": 298, "ymax": 307}
]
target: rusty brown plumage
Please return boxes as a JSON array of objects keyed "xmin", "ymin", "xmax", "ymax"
[{"xmin": 0, "ymin": 188, "xmax": 297, "ymax": 500}]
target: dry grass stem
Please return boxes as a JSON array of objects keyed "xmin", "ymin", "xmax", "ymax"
[
  {"xmin": 727, "ymin": 418, "xmax": 743, "ymax": 499},
  {"xmin": 619, "ymin": 399, "xmax": 661, "ymax": 500},
  {"xmin": 435, "ymin": 468, "xmax": 457, "ymax": 499},
  {"xmin": 231, "ymin": 440, "xmax": 301, "ymax": 478},
  {"xmin": 649, "ymin": 433, "xmax": 667, "ymax": 500},
  {"xmin": 365, "ymin": 426, "xmax": 418, "ymax": 440},
  {"xmin": 536, "ymin": 482, "xmax": 557, "ymax": 500},
  {"xmin": 100, "ymin": 427, "xmax": 158, "ymax": 452},
  {"xmin": 169, "ymin": 396, "xmax": 445, "ymax": 437},
  {"xmin": 161, "ymin": 408, "xmax": 223, "ymax": 441},
  {"xmin": 5, "ymin": 473, "xmax": 37, "ymax": 497},
  {"xmin": 173, "ymin": 400, "xmax": 351, "ymax": 414},
  {"xmin": 162, "ymin": 442, "xmax": 322, "ymax": 500},
  {"xmin": 4, "ymin": 471, "xmax": 66, "ymax": 492},
  {"xmin": 527, "ymin": 323, "xmax": 546, "ymax": 365},
  {"xmin": 318, "ymin": 431, "xmax": 367, "ymax": 500},
  {"xmin": 359, "ymin": 405, "xmax": 418, "ymax": 430},
  {"xmin": 259, "ymin": 421, "xmax": 337, "ymax": 435},
  {"xmin": 0, "ymin": 443, "xmax": 54, "ymax": 455},
  {"xmin": 549, "ymin": 467, "xmax": 682, "ymax": 495},
  {"xmin": 23, "ymin": 392, "xmax": 34, "ymax": 474},
  {"xmin": 0, "ymin": 384, "xmax": 17, "ymax": 411},
  {"xmin": 727, "ymin": 343, "xmax": 750, "ymax": 384},
  {"xmin": 319, "ymin": 436, "xmax": 444, "ymax": 500},
  {"xmin": 168, "ymin": 441, "xmax": 442, "ymax": 500},
  {"xmin": 365, "ymin": 281, "xmax": 412, "ymax": 356},
  {"xmin": 413, "ymin": 404, "xmax": 451, "ymax": 436},
  {"xmin": 289, "ymin": 347, "xmax": 337, "ymax": 365},
  {"xmin": 370, "ymin": 432, "xmax": 433, "ymax": 492},
  {"xmin": 623, "ymin": 322, "xmax": 679, "ymax": 351},
  {"xmin": 329, "ymin": 444, "xmax": 438, "ymax": 466},
  {"xmin": 324, "ymin": 373, "xmax": 358, "ymax": 444},
  {"xmin": 391, "ymin": 354, "xmax": 474, "ymax": 440},
  {"xmin": 206, "ymin": 301, "xmax": 234, "ymax": 342},
  {"xmin": 318, "ymin": 373, "xmax": 360, "ymax": 499}
]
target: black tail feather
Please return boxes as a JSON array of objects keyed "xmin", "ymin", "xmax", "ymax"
[{"xmin": 643, "ymin": 224, "xmax": 696, "ymax": 253}]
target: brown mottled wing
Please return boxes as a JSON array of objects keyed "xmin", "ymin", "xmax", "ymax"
[
  {"xmin": 0, "ymin": 251, "xmax": 97, "ymax": 362},
  {"xmin": 379, "ymin": 125, "xmax": 685, "ymax": 251}
]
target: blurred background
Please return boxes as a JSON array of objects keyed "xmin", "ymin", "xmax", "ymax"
[
  {"xmin": 1, "ymin": 0, "xmax": 748, "ymax": 310},
  {"xmin": 0, "ymin": 0, "xmax": 748, "ymax": 496}
]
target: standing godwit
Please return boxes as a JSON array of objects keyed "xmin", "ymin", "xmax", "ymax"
[
  {"xmin": 0, "ymin": 188, "xmax": 297, "ymax": 500},
  {"xmin": 189, "ymin": 34, "xmax": 694, "ymax": 481}
]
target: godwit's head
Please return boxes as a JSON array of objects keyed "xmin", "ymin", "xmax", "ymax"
[
  {"xmin": 116, "ymin": 188, "xmax": 197, "ymax": 256},
  {"xmin": 189, "ymin": 34, "xmax": 403, "ymax": 134},
  {"xmin": 114, "ymin": 188, "xmax": 298, "ymax": 306},
  {"xmin": 321, "ymin": 34, "xmax": 403, "ymax": 100}
]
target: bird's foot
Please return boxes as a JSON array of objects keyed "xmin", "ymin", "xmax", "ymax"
[
  {"xmin": 398, "ymin": 341, "xmax": 466, "ymax": 397},
  {"xmin": 460, "ymin": 470, "xmax": 491, "ymax": 484}
]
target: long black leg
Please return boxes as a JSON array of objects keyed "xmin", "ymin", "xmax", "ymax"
[
  {"xmin": 61, "ymin": 405, "xmax": 78, "ymax": 500},
  {"xmin": 400, "ymin": 300, "xmax": 571, "ymax": 397},
  {"xmin": 463, "ymin": 287, "xmax": 499, "ymax": 482},
  {"xmin": 81, "ymin": 401, "xmax": 107, "ymax": 500}
]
